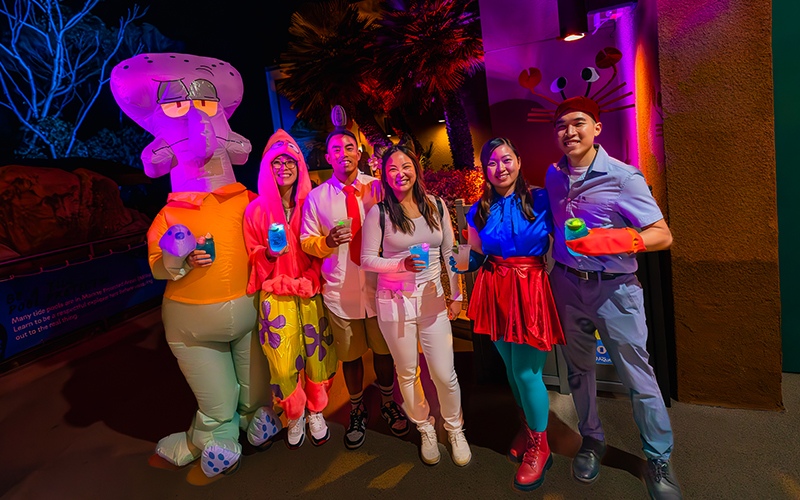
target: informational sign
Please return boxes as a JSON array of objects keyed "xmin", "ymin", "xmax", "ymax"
[
  {"xmin": 595, "ymin": 330, "xmax": 613, "ymax": 365},
  {"xmin": 0, "ymin": 245, "xmax": 165, "ymax": 362}
]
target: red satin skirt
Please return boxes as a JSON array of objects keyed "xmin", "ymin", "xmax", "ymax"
[{"xmin": 467, "ymin": 255, "xmax": 565, "ymax": 351}]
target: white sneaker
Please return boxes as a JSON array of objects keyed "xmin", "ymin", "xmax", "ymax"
[
  {"xmin": 286, "ymin": 413, "xmax": 306, "ymax": 449},
  {"xmin": 307, "ymin": 411, "xmax": 330, "ymax": 446},
  {"xmin": 448, "ymin": 428, "xmax": 472, "ymax": 466},
  {"xmin": 418, "ymin": 419, "xmax": 440, "ymax": 465}
]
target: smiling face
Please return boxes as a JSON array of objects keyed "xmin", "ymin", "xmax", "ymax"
[
  {"xmin": 271, "ymin": 154, "xmax": 298, "ymax": 188},
  {"xmin": 485, "ymin": 144, "xmax": 521, "ymax": 193},
  {"xmin": 554, "ymin": 111, "xmax": 602, "ymax": 166},
  {"xmin": 325, "ymin": 133, "xmax": 361, "ymax": 183},
  {"xmin": 384, "ymin": 150, "xmax": 417, "ymax": 198}
]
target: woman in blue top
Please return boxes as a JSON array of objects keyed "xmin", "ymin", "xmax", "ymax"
[{"xmin": 452, "ymin": 137, "xmax": 565, "ymax": 491}]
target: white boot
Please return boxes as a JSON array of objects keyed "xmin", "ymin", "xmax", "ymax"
[
  {"xmin": 417, "ymin": 418, "xmax": 440, "ymax": 465},
  {"xmin": 448, "ymin": 428, "xmax": 472, "ymax": 466}
]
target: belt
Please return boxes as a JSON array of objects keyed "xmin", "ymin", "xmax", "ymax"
[{"xmin": 554, "ymin": 261, "xmax": 628, "ymax": 281}]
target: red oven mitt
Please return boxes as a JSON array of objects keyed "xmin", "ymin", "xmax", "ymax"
[{"xmin": 565, "ymin": 227, "xmax": 647, "ymax": 256}]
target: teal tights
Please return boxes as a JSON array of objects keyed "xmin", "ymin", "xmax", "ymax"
[{"xmin": 494, "ymin": 340, "xmax": 549, "ymax": 432}]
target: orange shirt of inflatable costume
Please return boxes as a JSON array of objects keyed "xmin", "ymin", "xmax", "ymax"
[
  {"xmin": 244, "ymin": 129, "xmax": 321, "ymax": 298},
  {"xmin": 147, "ymin": 183, "xmax": 256, "ymax": 304}
]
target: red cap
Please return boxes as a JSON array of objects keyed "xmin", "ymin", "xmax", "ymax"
[{"xmin": 554, "ymin": 96, "xmax": 600, "ymax": 123}]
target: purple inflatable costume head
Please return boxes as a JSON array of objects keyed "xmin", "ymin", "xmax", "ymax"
[{"xmin": 110, "ymin": 53, "xmax": 252, "ymax": 193}]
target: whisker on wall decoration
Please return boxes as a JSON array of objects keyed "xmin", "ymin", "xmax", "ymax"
[{"xmin": 519, "ymin": 47, "xmax": 635, "ymax": 123}]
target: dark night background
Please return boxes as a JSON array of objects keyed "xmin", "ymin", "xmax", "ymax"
[{"xmin": 0, "ymin": 0, "xmax": 319, "ymax": 190}]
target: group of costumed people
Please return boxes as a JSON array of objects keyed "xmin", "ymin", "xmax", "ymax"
[{"xmin": 111, "ymin": 53, "xmax": 681, "ymax": 499}]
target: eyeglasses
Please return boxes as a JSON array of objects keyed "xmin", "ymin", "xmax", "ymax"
[{"xmin": 271, "ymin": 159, "xmax": 297, "ymax": 170}]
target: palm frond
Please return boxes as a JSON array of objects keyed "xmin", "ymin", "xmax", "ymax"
[{"xmin": 277, "ymin": 0, "xmax": 377, "ymax": 122}]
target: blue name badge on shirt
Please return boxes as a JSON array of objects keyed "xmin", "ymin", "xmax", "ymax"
[{"xmin": 595, "ymin": 332, "xmax": 612, "ymax": 365}]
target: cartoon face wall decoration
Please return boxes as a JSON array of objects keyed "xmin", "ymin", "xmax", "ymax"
[
  {"xmin": 110, "ymin": 53, "xmax": 252, "ymax": 193},
  {"xmin": 518, "ymin": 47, "xmax": 634, "ymax": 124}
]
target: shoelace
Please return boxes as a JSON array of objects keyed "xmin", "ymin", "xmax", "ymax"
[
  {"xmin": 450, "ymin": 430, "xmax": 467, "ymax": 446},
  {"xmin": 349, "ymin": 410, "xmax": 365, "ymax": 431},
  {"xmin": 308, "ymin": 413, "xmax": 324, "ymax": 431},
  {"xmin": 288, "ymin": 418, "xmax": 304, "ymax": 436},
  {"xmin": 384, "ymin": 403, "xmax": 402, "ymax": 420},
  {"xmin": 522, "ymin": 433, "xmax": 542, "ymax": 466},
  {"xmin": 650, "ymin": 460, "xmax": 667, "ymax": 483},
  {"xmin": 421, "ymin": 426, "xmax": 437, "ymax": 443}
]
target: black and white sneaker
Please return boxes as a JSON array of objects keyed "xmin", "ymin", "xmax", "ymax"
[
  {"xmin": 344, "ymin": 406, "xmax": 368, "ymax": 449},
  {"xmin": 380, "ymin": 401, "xmax": 410, "ymax": 437}
]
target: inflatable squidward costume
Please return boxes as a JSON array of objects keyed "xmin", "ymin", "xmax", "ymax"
[{"xmin": 110, "ymin": 53, "xmax": 281, "ymax": 477}]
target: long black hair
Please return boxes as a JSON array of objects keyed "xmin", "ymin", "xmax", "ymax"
[
  {"xmin": 473, "ymin": 137, "xmax": 536, "ymax": 231},
  {"xmin": 380, "ymin": 145, "xmax": 441, "ymax": 235}
]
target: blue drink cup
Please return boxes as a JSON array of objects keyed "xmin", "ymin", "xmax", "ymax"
[
  {"xmin": 409, "ymin": 243, "xmax": 430, "ymax": 269},
  {"xmin": 565, "ymin": 218, "xmax": 589, "ymax": 257},
  {"xmin": 196, "ymin": 233, "xmax": 216, "ymax": 262},
  {"xmin": 268, "ymin": 223, "xmax": 287, "ymax": 253}
]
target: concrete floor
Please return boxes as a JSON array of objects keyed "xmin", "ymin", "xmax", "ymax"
[{"xmin": 1, "ymin": 308, "xmax": 799, "ymax": 499}]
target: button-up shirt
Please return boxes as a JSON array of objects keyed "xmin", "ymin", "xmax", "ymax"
[
  {"xmin": 545, "ymin": 145, "xmax": 663, "ymax": 274},
  {"xmin": 300, "ymin": 172, "xmax": 379, "ymax": 319}
]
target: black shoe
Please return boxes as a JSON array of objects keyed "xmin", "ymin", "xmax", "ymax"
[
  {"xmin": 572, "ymin": 436, "xmax": 606, "ymax": 484},
  {"xmin": 645, "ymin": 459, "xmax": 683, "ymax": 499},
  {"xmin": 380, "ymin": 401, "xmax": 410, "ymax": 437},
  {"xmin": 344, "ymin": 406, "xmax": 368, "ymax": 449}
]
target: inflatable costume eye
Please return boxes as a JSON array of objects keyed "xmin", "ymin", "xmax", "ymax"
[
  {"xmin": 161, "ymin": 101, "xmax": 192, "ymax": 118},
  {"xmin": 192, "ymin": 99, "xmax": 219, "ymax": 116}
]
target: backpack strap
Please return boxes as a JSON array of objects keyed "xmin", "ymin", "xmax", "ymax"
[{"xmin": 378, "ymin": 201, "xmax": 386, "ymax": 257}]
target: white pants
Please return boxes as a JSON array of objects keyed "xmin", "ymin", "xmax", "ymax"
[{"xmin": 375, "ymin": 281, "xmax": 463, "ymax": 431}]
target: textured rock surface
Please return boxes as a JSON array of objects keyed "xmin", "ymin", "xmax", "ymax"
[{"xmin": 0, "ymin": 165, "xmax": 151, "ymax": 260}]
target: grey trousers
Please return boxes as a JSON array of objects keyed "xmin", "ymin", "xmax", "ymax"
[{"xmin": 549, "ymin": 267, "xmax": 673, "ymax": 460}]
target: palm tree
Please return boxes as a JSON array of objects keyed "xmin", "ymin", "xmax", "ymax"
[
  {"xmin": 374, "ymin": 0, "xmax": 484, "ymax": 169},
  {"xmin": 277, "ymin": 0, "xmax": 392, "ymax": 149}
]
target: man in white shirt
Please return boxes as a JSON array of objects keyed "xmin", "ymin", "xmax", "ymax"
[{"xmin": 300, "ymin": 130, "xmax": 409, "ymax": 449}]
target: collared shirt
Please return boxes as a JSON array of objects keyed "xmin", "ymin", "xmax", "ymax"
[
  {"xmin": 300, "ymin": 172, "xmax": 379, "ymax": 319},
  {"xmin": 147, "ymin": 182, "xmax": 254, "ymax": 304},
  {"xmin": 466, "ymin": 188, "xmax": 552, "ymax": 258},
  {"xmin": 545, "ymin": 145, "xmax": 664, "ymax": 274}
]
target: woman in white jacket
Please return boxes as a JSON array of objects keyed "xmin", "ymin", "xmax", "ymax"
[{"xmin": 361, "ymin": 145, "xmax": 470, "ymax": 467}]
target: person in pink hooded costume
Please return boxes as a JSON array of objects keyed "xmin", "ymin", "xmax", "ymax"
[{"xmin": 244, "ymin": 130, "xmax": 337, "ymax": 449}]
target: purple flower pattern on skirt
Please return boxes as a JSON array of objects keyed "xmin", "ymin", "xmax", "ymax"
[{"xmin": 259, "ymin": 300, "xmax": 286, "ymax": 349}]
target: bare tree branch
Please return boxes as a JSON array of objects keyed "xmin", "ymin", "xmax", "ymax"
[{"xmin": 0, "ymin": 0, "xmax": 149, "ymax": 158}]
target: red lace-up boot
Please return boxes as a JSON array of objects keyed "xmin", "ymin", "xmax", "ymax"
[{"xmin": 513, "ymin": 428, "xmax": 553, "ymax": 491}]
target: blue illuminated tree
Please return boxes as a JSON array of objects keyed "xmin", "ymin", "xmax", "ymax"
[{"xmin": 0, "ymin": 0, "xmax": 175, "ymax": 161}]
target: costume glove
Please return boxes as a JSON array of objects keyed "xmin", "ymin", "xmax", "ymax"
[
  {"xmin": 449, "ymin": 250, "xmax": 487, "ymax": 274},
  {"xmin": 565, "ymin": 227, "xmax": 647, "ymax": 256}
]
